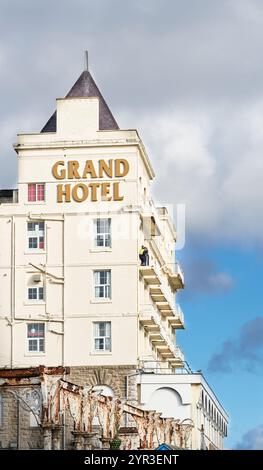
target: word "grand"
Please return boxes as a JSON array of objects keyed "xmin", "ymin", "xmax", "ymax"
[{"xmin": 52, "ymin": 159, "xmax": 130, "ymax": 203}]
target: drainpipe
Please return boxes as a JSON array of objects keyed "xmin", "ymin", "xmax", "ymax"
[
  {"xmin": 62, "ymin": 213, "xmax": 66, "ymax": 449},
  {"xmin": 17, "ymin": 399, "xmax": 20, "ymax": 449},
  {"xmin": 10, "ymin": 216, "xmax": 15, "ymax": 368},
  {"xmin": 62, "ymin": 213, "xmax": 65, "ymax": 368}
]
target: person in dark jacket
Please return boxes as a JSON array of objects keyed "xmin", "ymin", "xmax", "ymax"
[
  {"xmin": 143, "ymin": 246, "xmax": 149, "ymax": 266},
  {"xmin": 139, "ymin": 245, "xmax": 146, "ymax": 265}
]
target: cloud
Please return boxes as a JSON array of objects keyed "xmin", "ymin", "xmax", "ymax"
[
  {"xmin": 122, "ymin": 101, "xmax": 263, "ymax": 246},
  {"xmin": 235, "ymin": 424, "xmax": 263, "ymax": 450},
  {"xmin": 0, "ymin": 1, "xmax": 263, "ymax": 247},
  {"xmin": 207, "ymin": 317, "xmax": 263, "ymax": 374},
  {"xmin": 181, "ymin": 259, "xmax": 234, "ymax": 296}
]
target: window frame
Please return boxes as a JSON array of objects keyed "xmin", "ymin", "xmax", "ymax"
[
  {"xmin": 27, "ymin": 183, "xmax": 45, "ymax": 203},
  {"xmin": 94, "ymin": 218, "xmax": 112, "ymax": 249},
  {"xmin": 93, "ymin": 321, "xmax": 112, "ymax": 352},
  {"xmin": 27, "ymin": 286, "xmax": 44, "ymax": 302},
  {"xmin": 27, "ymin": 221, "xmax": 45, "ymax": 251},
  {"xmin": 93, "ymin": 269, "xmax": 111, "ymax": 300},
  {"xmin": 27, "ymin": 323, "xmax": 45, "ymax": 354}
]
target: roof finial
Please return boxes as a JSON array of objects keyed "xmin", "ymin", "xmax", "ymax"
[{"xmin": 84, "ymin": 50, "xmax": 89, "ymax": 71}]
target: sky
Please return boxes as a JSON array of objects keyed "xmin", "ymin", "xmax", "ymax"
[{"xmin": 0, "ymin": 0, "xmax": 262, "ymax": 449}]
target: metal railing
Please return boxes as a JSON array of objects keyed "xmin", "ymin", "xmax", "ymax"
[
  {"xmin": 169, "ymin": 262, "xmax": 184, "ymax": 280},
  {"xmin": 175, "ymin": 303, "xmax": 184, "ymax": 325},
  {"xmin": 138, "ymin": 359, "xmax": 190, "ymax": 374}
]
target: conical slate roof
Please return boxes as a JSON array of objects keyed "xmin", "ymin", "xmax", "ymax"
[{"xmin": 41, "ymin": 70, "xmax": 119, "ymax": 132}]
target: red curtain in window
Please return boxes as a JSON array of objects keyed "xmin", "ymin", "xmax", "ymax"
[
  {"xmin": 37, "ymin": 184, "xmax": 45, "ymax": 201},
  {"xmin": 28, "ymin": 184, "xmax": 36, "ymax": 202}
]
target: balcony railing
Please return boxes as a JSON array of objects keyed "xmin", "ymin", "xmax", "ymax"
[
  {"xmin": 167, "ymin": 304, "xmax": 184, "ymax": 329},
  {"xmin": 139, "ymin": 353, "xmax": 185, "ymax": 373}
]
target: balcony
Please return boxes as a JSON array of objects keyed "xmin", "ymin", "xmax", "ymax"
[
  {"xmin": 149, "ymin": 286, "xmax": 165, "ymax": 302},
  {"xmin": 149, "ymin": 285, "xmax": 184, "ymax": 321},
  {"xmin": 139, "ymin": 310, "xmax": 161, "ymax": 334},
  {"xmin": 167, "ymin": 346, "xmax": 185, "ymax": 368},
  {"xmin": 140, "ymin": 199, "xmax": 161, "ymax": 240},
  {"xmin": 155, "ymin": 302, "xmax": 174, "ymax": 318},
  {"xmin": 139, "ymin": 305, "xmax": 184, "ymax": 367},
  {"xmin": 167, "ymin": 304, "xmax": 185, "ymax": 329},
  {"xmin": 160, "ymin": 329, "xmax": 184, "ymax": 367},
  {"xmin": 139, "ymin": 265, "xmax": 161, "ymax": 285},
  {"xmin": 167, "ymin": 262, "xmax": 185, "ymax": 290}
]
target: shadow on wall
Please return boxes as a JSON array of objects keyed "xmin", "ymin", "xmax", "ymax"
[{"xmin": 148, "ymin": 387, "xmax": 187, "ymax": 420}]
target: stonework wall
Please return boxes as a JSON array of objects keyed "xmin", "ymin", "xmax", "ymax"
[
  {"xmin": 64, "ymin": 365, "xmax": 138, "ymax": 449},
  {"xmin": 68, "ymin": 365, "xmax": 138, "ymax": 401},
  {"xmin": 0, "ymin": 365, "xmax": 139, "ymax": 449},
  {"xmin": 0, "ymin": 389, "xmax": 43, "ymax": 450}
]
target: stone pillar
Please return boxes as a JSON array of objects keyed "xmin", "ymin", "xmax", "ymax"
[
  {"xmin": 43, "ymin": 425, "xmax": 52, "ymax": 450},
  {"xmin": 72, "ymin": 431, "xmax": 83, "ymax": 450},
  {"xmin": 82, "ymin": 432, "xmax": 96, "ymax": 450},
  {"xmin": 101, "ymin": 437, "xmax": 111, "ymax": 450},
  {"xmin": 92, "ymin": 432, "xmax": 102, "ymax": 450},
  {"xmin": 52, "ymin": 426, "xmax": 62, "ymax": 450}
]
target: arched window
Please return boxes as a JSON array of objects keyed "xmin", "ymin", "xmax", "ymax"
[
  {"xmin": 92, "ymin": 384, "xmax": 114, "ymax": 397},
  {"xmin": 148, "ymin": 387, "xmax": 184, "ymax": 419}
]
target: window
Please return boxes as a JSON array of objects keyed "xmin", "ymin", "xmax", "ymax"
[
  {"xmin": 27, "ymin": 323, "xmax": 45, "ymax": 353},
  {"xmin": 93, "ymin": 322, "xmax": 111, "ymax": 351},
  {"xmin": 94, "ymin": 270, "xmax": 111, "ymax": 299},
  {"xmin": 28, "ymin": 183, "xmax": 45, "ymax": 202},
  {"xmin": 27, "ymin": 222, "xmax": 45, "ymax": 250},
  {"xmin": 28, "ymin": 287, "xmax": 44, "ymax": 301},
  {"xmin": 94, "ymin": 218, "xmax": 111, "ymax": 248}
]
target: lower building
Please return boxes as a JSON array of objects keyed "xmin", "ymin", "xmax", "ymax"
[{"xmin": 0, "ymin": 366, "xmax": 227, "ymax": 450}]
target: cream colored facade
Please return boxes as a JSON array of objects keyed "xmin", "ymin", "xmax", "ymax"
[
  {"xmin": 0, "ymin": 94, "xmax": 183, "ymax": 370},
  {"xmin": 0, "ymin": 68, "xmax": 228, "ymax": 449},
  {"xmin": 137, "ymin": 373, "xmax": 228, "ymax": 450}
]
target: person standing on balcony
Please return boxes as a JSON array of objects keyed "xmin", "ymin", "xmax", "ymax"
[
  {"xmin": 139, "ymin": 246, "xmax": 146, "ymax": 266},
  {"xmin": 143, "ymin": 246, "xmax": 149, "ymax": 266}
]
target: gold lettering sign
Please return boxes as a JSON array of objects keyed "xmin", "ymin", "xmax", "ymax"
[{"xmin": 52, "ymin": 159, "xmax": 129, "ymax": 203}]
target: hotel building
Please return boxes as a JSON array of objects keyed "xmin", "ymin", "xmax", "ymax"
[{"xmin": 0, "ymin": 63, "xmax": 228, "ymax": 450}]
